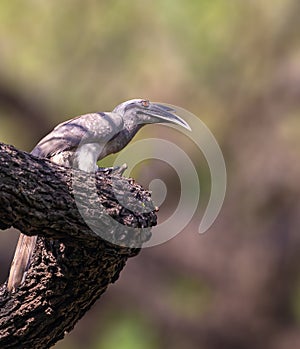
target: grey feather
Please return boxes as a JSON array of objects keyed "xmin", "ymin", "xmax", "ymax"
[{"xmin": 31, "ymin": 112, "xmax": 124, "ymax": 159}]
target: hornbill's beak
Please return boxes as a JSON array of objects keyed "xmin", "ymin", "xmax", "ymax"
[{"xmin": 142, "ymin": 103, "xmax": 192, "ymax": 131}]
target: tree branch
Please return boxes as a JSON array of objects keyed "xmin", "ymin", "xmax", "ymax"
[{"xmin": 0, "ymin": 142, "xmax": 157, "ymax": 348}]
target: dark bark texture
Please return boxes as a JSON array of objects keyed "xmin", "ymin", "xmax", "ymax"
[{"xmin": 0, "ymin": 142, "xmax": 157, "ymax": 348}]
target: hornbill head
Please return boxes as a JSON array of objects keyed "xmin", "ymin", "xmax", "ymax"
[{"xmin": 113, "ymin": 99, "xmax": 191, "ymax": 131}]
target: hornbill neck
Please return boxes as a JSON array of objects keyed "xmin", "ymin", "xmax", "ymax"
[{"xmin": 98, "ymin": 122, "xmax": 143, "ymax": 160}]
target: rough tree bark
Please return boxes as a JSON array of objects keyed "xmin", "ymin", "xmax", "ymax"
[{"xmin": 0, "ymin": 142, "xmax": 157, "ymax": 348}]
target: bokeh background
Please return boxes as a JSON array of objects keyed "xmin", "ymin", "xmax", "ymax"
[{"xmin": 1, "ymin": 1, "xmax": 300, "ymax": 348}]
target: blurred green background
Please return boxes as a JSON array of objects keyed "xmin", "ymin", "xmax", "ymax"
[{"xmin": 1, "ymin": 1, "xmax": 300, "ymax": 348}]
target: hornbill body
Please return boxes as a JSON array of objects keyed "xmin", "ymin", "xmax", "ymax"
[{"xmin": 7, "ymin": 99, "xmax": 190, "ymax": 291}]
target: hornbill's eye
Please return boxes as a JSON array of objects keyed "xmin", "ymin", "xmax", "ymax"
[{"xmin": 140, "ymin": 100, "xmax": 150, "ymax": 108}]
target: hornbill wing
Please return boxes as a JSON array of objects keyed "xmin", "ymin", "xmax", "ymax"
[{"xmin": 31, "ymin": 112, "xmax": 124, "ymax": 158}]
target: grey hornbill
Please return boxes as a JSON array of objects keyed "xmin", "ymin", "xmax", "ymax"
[{"xmin": 7, "ymin": 98, "xmax": 191, "ymax": 291}]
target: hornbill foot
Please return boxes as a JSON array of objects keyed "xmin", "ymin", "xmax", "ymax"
[{"xmin": 97, "ymin": 163, "xmax": 128, "ymax": 176}]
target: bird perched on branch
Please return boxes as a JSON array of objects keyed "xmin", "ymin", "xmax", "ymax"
[{"xmin": 7, "ymin": 98, "xmax": 191, "ymax": 291}]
